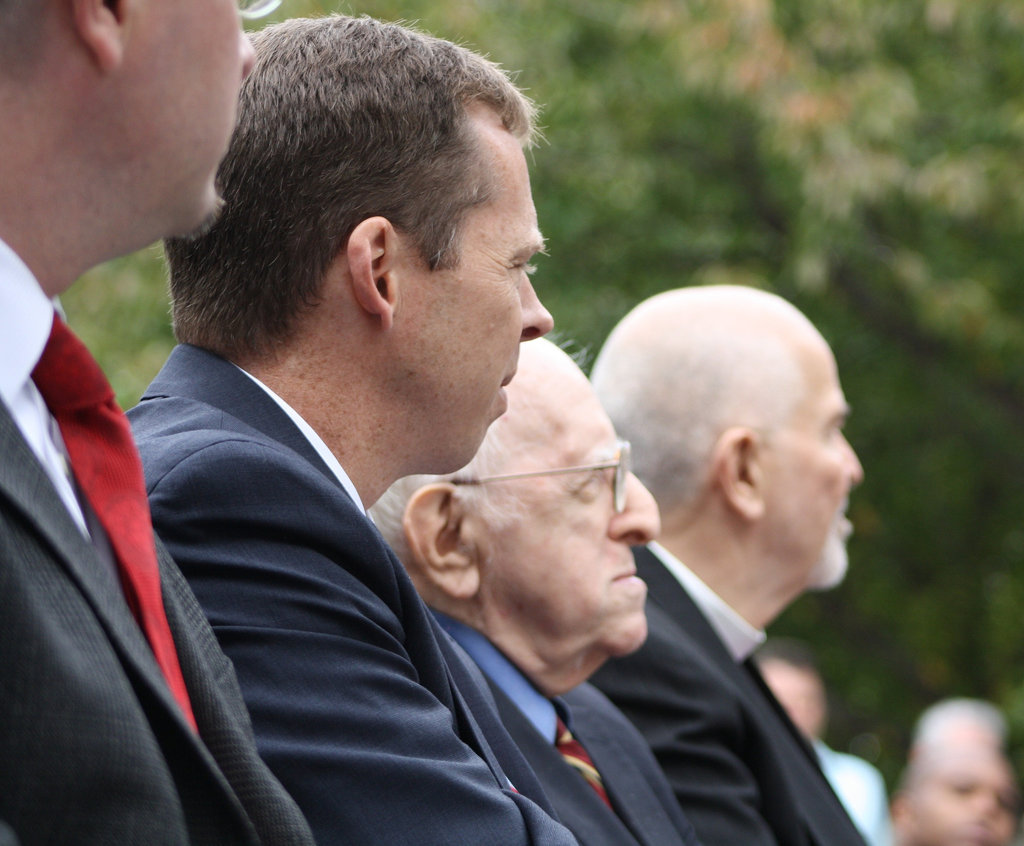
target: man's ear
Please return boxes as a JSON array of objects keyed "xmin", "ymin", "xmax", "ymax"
[
  {"xmin": 712, "ymin": 426, "xmax": 766, "ymax": 521},
  {"xmin": 403, "ymin": 484, "xmax": 481, "ymax": 602},
  {"xmin": 70, "ymin": 0, "xmax": 126, "ymax": 72},
  {"xmin": 346, "ymin": 216, "xmax": 406, "ymax": 331}
]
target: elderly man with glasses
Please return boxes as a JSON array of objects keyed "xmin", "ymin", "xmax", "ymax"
[{"xmin": 371, "ymin": 339, "xmax": 702, "ymax": 846}]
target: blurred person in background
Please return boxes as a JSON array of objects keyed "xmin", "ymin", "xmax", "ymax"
[
  {"xmin": 910, "ymin": 698, "xmax": 1008, "ymax": 757},
  {"xmin": 891, "ymin": 716, "xmax": 1019, "ymax": 846}
]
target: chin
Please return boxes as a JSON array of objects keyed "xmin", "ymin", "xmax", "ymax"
[
  {"xmin": 607, "ymin": 616, "xmax": 649, "ymax": 658},
  {"xmin": 807, "ymin": 535, "xmax": 849, "ymax": 591}
]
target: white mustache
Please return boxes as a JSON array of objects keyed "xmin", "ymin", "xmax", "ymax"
[{"xmin": 834, "ymin": 502, "xmax": 853, "ymax": 539}]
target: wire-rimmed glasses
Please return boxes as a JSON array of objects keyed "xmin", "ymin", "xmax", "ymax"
[{"xmin": 451, "ymin": 439, "xmax": 631, "ymax": 513}]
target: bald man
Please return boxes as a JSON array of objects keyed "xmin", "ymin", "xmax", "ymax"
[
  {"xmin": 590, "ymin": 285, "xmax": 867, "ymax": 846},
  {"xmin": 371, "ymin": 339, "xmax": 701, "ymax": 846}
]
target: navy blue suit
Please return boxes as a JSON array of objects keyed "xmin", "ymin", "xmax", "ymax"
[
  {"xmin": 591, "ymin": 546, "xmax": 867, "ymax": 846},
  {"xmin": 129, "ymin": 344, "xmax": 577, "ymax": 846}
]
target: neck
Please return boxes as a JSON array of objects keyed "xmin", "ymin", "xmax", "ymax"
[
  {"xmin": 245, "ymin": 350, "xmax": 405, "ymax": 509},
  {"xmin": 657, "ymin": 518, "xmax": 790, "ymax": 631},
  {"xmin": 0, "ymin": 83, "xmax": 143, "ymax": 295},
  {"xmin": 484, "ymin": 628, "xmax": 601, "ymax": 698}
]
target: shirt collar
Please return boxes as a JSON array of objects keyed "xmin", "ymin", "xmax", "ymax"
[
  {"xmin": 0, "ymin": 237, "xmax": 55, "ymax": 408},
  {"xmin": 234, "ymin": 365, "xmax": 365, "ymax": 513},
  {"xmin": 432, "ymin": 611, "xmax": 558, "ymax": 742},
  {"xmin": 648, "ymin": 541, "xmax": 766, "ymax": 662}
]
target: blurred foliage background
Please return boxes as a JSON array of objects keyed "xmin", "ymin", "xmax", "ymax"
[{"xmin": 64, "ymin": 0, "xmax": 1024, "ymax": 790}]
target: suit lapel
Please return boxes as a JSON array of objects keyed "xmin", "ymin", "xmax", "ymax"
[
  {"xmin": 565, "ymin": 690, "xmax": 681, "ymax": 846},
  {"xmin": 637, "ymin": 545, "xmax": 866, "ymax": 846},
  {"xmin": 0, "ymin": 403, "xmax": 201, "ymax": 744},
  {"xmin": 433, "ymin": 625, "xmax": 560, "ymax": 814},
  {"xmin": 488, "ymin": 682, "xmax": 638, "ymax": 845},
  {"xmin": 634, "ymin": 545, "xmax": 735, "ymax": 664},
  {"xmin": 141, "ymin": 344, "xmax": 338, "ymax": 490}
]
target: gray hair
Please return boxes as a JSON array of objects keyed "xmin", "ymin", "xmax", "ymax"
[
  {"xmin": 911, "ymin": 697, "xmax": 1008, "ymax": 752},
  {"xmin": 373, "ymin": 339, "xmax": 584, "ymax": 562}
]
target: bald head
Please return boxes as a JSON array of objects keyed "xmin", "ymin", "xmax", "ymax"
[
  {"xmin": 592, "ymin": 285, "xmax": 863, "ymax": 625},
  {"xmin": 593, "ymin": 285, "xmax": 831, "ymax": 517}
]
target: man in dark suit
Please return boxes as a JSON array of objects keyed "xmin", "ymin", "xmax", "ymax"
[
  {"xmin": 129, "ymin": 16, "xmax": 578, "ymax": 846},
  {"xmin": 589, "ymin": 286, "xmax": 867, "ymax": 846},
  {"xmin": 0, "ymin": 1, "xmax": 315, "ymax": 843},
  {"xmin": 371, "ymin": 339, "xmax": 701, "ymax": 846}
]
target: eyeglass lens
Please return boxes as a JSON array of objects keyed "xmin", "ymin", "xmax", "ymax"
[
  {"xmin": 239, "ymin": 0, "xmax": 282, "ymax": 20},
  {"xmin": 613, "ymin": 440, "xmax": 631, "ymax": 513}
]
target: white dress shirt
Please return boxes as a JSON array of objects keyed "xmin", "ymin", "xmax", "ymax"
[
  {"xmin": 648, "ymin": 541, "xmax": 765, "ymax": 662},
  {"xmin": 0, "ymin": 238, "xmax": 88, "ymax": 534}
]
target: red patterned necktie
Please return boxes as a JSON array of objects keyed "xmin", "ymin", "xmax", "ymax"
[
  {"xmin": 31, "ymin": 315, "xmax": 198, "ymax": 733},
  {"xmin": 555, "ymin": 717, "xmax": 612, "ymax": 808}
]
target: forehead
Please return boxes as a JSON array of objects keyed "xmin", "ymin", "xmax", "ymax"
[
  {"xmin": 467, "ymin": 107, "xmax": 542, "ymax": 245},
  {"xmin": 504, "ymin": 348, "xmax": 617, "ymax": 466},
  {"xmin": 926, "ymin": 752, "xmax": 1016, "ymax": 794},
  {"xmin": 786, "ymin": 333, "xmax": 847, "ymax": 422}
]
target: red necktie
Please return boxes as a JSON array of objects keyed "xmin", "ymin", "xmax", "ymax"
[
  {"xmin": 555, "ymin": 717, "xmax": 612, "ymax": 808},
  {"xmin": 31, "ymin": 315, "xmax": 198, "ymax": 733}
]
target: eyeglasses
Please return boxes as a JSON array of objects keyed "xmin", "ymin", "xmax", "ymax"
[
  {"xmin": 452, "ymin": 439, "xmax": 632, "ymax": 513},
  {"xmin": 238, "ymin": 0, "xmax": 282, "ymax": 20}
]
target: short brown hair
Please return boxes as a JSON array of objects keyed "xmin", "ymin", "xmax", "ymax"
[{"xmin": 167, "ymin": 15, "xmax": 537, "ymax": 360}]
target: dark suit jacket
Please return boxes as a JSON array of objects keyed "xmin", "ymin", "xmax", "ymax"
[
  {"xmin": 490, "ymin": 680, "xmax": 702, "ymax": 846},
  {"xmin": 0, "ymin": 400, "xmax": 314, "ymax": 845},
  {"xmin": 129, "ymin": 344, "xmax": 577, "ymax": 846},
  {"xmin": 591, "ymin": 546, "xmax": 867, "ymax": 846}
]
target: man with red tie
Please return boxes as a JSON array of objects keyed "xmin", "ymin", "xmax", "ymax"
[{"xmin": 0, "ymin": 0, "xmax": 314, "ymax": 842}]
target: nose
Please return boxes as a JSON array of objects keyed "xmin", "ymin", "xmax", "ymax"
[
  {"xmin": 238, "ymin": 29, "xmax": 256, "ymax": 80},
  {"xmin": 519, "ymin": 277, "xmax": 554, "ymax": 341},
  {"xmin": 843, "ymin": 434, "xmax": 864, "ymax": 487},
  {"xmin": 609, "ymin": 473, "xmax": 661, "ymax": 546}
]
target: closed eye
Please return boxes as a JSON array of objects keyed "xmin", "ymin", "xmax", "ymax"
[{"xmin": 567, "ymin": 468, "xmax": 610, "ymax": 503}]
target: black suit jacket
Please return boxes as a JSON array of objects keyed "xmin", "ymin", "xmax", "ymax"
[
  {"xmin": 591, "ymin": 546, "xmax": 867, "ymax": 846},
  {"xmin": 129, "ymin": 344, "xmax": 577, "ymax": 846},
  {"xmin": 490, "ymin": 680, "xmax": 702, "ymax": 846},
  {"xmin": 0, "ymin": 399, "xmax": 314, "ymax": 845}
]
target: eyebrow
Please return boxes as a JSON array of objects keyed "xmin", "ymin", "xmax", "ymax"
[{"xmin": 517, "ymin": 230, "xmax": 546, "ymax": 260}]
